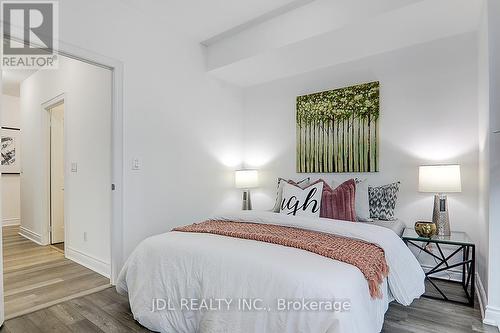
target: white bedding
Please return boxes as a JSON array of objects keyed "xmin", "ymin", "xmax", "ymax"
[
  {"xmin": 360, "ymin": 219, "xmax": 406, "ymax": 237},
  {"xmin": 117, "ymin": 211, "xmax": 424, "ymax": 333}
]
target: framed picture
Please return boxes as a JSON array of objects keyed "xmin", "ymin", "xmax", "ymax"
[
  {"xmin": 1, "ymin": 127, "xmax": 21, "ymax": 174},
  {"xmin": 296, "ymin": 81, "xmax": 379, "ymax": 173}
]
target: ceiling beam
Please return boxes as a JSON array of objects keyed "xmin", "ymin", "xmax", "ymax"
[
  {"xmin": 206, "ymin": 0, "xmax": 482, "ymax": 87},
  {"xmin": 201, "ymin": 0, "xmax": 316, "ymax": 46}
]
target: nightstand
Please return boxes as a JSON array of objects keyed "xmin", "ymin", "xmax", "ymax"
[{"xmin": 402, "ymin": 228, "xmax": 475, "ymax": 306}]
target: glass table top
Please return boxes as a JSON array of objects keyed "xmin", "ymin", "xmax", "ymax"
[{"xmin": 402, "ymin": 228, "xmax": 474, "ymax": 246}]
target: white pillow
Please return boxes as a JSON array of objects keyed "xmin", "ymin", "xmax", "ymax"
[
  {"xmin": 272, "ymin": 177, "xmax": 310, "ymax": 212},
  {"xmin": 332, "ymin": 179, "xmax": 372, "ymax": 222},
  {"xmin": 279, "ymin": 181, "xmax": 323, "ymax": 217}
]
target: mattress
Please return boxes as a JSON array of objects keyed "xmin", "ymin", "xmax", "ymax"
[{"xmin": 360, "ymin": 219, "xmax": 406, "ymax": 237}]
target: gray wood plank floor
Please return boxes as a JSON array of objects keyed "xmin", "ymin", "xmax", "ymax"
[
  {"xmin": 2, "ymin": 226, "xmax": 110, "ymax": 319},
  {"xmin": 1, "ymin": 283, "xmax": 498, "ymax": 332}
]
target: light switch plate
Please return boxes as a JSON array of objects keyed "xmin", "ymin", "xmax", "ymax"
[
  {"xmin": 71, "ymin": 162, "xmax": 78, "ymax": 172},
  {"xmin": 132, "ymin": 158, "xmax": 140, "ymax": 170}
]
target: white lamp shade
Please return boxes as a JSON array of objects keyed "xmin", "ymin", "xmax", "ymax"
[
  {"xmin": 235, "ymin": 170, "xmax": 258, "ymax": 189},
  {"xmin": 418, "ymin": 165, "xmax": 462, "ymax": 193}
]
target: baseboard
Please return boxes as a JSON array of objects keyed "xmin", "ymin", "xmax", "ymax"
[
  {"xmin": 484, "ymin": 305, "xmax": 500, "ymax": 329},
  {"xmin": 66, "ymin": 246, "xmax": 111, "ymax": 279},
  {"xmin": 2, "ymin": 218, "xmax": 20, "ymax": 226},
  {"xmin": 476, "ymin": 273, "xmax": 488, "ymax": 319},
  {"xmin": 421, "ymin": 264, "xmax": 463, "ymax": 282},
  {"xmin": 18, "ymin": 226, "xmax": 43, "ymax": 245},
  {"xmin": 421, "ymin": 266, "xmax": 489, "ymax": 322},
  {"xmin": 414, "ymin": 243, "xmax": 465, "ymax": 282}
]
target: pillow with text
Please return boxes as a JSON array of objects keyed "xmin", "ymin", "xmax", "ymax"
[{"xmin": 280, "ymin": 181, "xmax": 323, "ymax": 217}]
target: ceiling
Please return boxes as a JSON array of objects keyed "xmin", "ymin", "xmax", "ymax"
[
  {"xmin": 1, "ymin": 0, "xmax": 483, "ymax": 91},
  {"xmin": 122, "ymin": 0, "xmax": 311, "ymax": 42},
  {"xmin": 2, "ymin": 69, "xmax": 37, "ymax": 97},
  {"xmin": 204, "ymin": 0, "xmax": 483, "ymax": 86},
  {"xmin": 3, "ymin": 0, "xmax": 304, "ymax": 95}
]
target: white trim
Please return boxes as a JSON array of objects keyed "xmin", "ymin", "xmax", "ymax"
[
  {"xmin": 476, "ymin": 273, "xmax": 488, "ymax": 319},
  {"xmin": 29, "ymin": 38, "xmax": 124, "ymax": 284},
  {"xmin": 484, "ymin": 305, "xmax": 500, "ymax": 329},
  {"xmin": 41, "ymin": 93, "xmax": 67, "ymax": 248},
  {"xmin": 420, "ymin": 267, "xmax": 490, "ymax": 323},
  {"xmin": 2, "ymin": 218, "xmax": 20, "ymax": 226},
  {"xmin": 65, "ymin": 247, "xmax": 110, "ymax": 278},
  {"xmin": 109, "ymin": 57, "xmax": 124, "ymax": 286},
  {"xmin": 18, "ymin": 226, "xmax": 43, "ymax": 245},
  {"xmin": 420, "ymin": 264, "xmax": 463, "ymax": 282}
]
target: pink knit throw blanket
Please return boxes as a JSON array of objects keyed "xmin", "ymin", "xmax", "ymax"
[{"xmin": 173, "ymin": 220, "xmax": 389, "ymax": 299}]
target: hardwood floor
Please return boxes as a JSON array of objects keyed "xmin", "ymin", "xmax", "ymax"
[
  {"xmin": 2, "ymin": 226, "xmax": 110, "ymax": 319},
  {"xmin": 1, "ymin": 287, "xmax": 149, "ymax": 333},
  {"xmin": 383, "ymin": 288, "xmax": 498, "ymax": 332},
  {"xmin": 0, "ymin": 227, "xmax": 495, "ymax": 332},
  {"xmin": 1, "ymin": 282, "xmax": 498, "ymax": 333},
  {"xmin": 51, "ymin": 242, "xmax": 65, "ymax": 253}
]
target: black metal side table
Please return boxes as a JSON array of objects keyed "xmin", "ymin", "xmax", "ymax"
[{"xmin": 402, "ymin": 228, "xmax": 475, "ymax": 307}]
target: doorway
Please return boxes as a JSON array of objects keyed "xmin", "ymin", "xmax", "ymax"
[
  {"xmin": 49, "ymin": 102, "xmax": 65, "ymax": 249},
  {"xmin": 0, "ymin": 36, "xmax": 124, "ymax": 324},
  {"xmin": 1, "ymin": 52, "xmax": 115, "ymax": 318}
]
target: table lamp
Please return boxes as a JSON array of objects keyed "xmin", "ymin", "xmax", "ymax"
[
  {"xmin": 418, "ymin": 165, "xmax": 462, "ymax": 236},
  {"xmin": 235, "ymin": 169, "xmax": 258, "ymax": 210}
]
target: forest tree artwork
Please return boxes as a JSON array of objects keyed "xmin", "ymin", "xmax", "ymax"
[{"xmin": 296, "ymin": 81, "xmax": 379, "ymax": 173}]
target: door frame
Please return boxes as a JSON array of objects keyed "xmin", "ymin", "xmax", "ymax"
[
  {"xmin": 54, "ymin": 42, "xmax": 124, "ymax": 285},
  {"xmin": 42, "ymin": 95, "xmax": 66, "ymax": 248},
  {"xmin": 1, "ymin": 35, "xmax": 124, "ymax": 285}
]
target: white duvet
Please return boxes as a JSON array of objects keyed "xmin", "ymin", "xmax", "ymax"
[{"xmin": 117, "ymin": 211, "xmax": 425, "ymax": 333}]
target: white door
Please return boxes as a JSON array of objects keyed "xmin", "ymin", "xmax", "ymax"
[{"xmin": 50, "ymin": 103, "xmax": 65, "ymax": 244}]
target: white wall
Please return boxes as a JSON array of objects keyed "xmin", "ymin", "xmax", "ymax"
[
  {"xmin": 20, "ymin": 56, "xmax": 112, "ymax": 275},
  {"xmin": 485, "ymin": 0, "xmax": 500, "ymax": 327},
  {"xmin": 1, "ymin": 94, "xmax": 21, "ymax": 226},
  {"xmin": 2, "ymin": 94, "xmax": 20, "ymax": 128},
  {"xmin": 477, "ymin": 0, "xmax": 491, "ymax": 306},
  {"xmin": 242, "ymin": 32, "xmax": 484, "ymax": 282},
  {"xmin": 55, "ymin": 0, "xmax": 244, "ymax": 267}
]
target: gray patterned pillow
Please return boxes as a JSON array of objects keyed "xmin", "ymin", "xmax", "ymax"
[{"xmin": 368, "ymin": 182, "xmax": 400, "ymax": 220}]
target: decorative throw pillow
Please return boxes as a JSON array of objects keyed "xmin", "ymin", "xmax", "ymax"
[
  {"xmin": 280, "ymin": 181, "xmax": 323, "ymax": 217},
  {"xmin": 368, "ymin": 182, "xmax": 400, "ymax": 220},
  {"xmin": 354, "ymin": 178, "xmax": 373, "ymax": 222},
  {"xmin": 320, "ymin": 179, "xmax": 356, "ymax": 222},
  {"xmin": 332, "ymin": 178, "xmax": 372, "ymax": 222},
  {"xmin": 272, "ymin": 177, "xmax": 310, "ymax": 212}
]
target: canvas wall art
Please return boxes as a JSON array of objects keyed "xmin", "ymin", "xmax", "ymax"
[
  {"xmin": 296, "ymin": 81, "xmax": 379, "ymax": 173},
  {"xmin": 1, "ymin": 127, "xmax": 21, "ymax": 174}
]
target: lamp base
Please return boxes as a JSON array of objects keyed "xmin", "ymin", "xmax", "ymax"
[
  {"xmin": 432, "ymin": 194, "xmax": 450, "ymax": 236},
  {"xmin": 242, "ymin": 190, "xmax": 252, "ymax": 210}
]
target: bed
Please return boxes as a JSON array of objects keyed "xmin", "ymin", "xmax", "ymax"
[{"xmin": 116, "ymin": 211, "xmax": 425, "ymax": 333}]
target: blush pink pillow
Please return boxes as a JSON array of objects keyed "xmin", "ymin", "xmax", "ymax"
[{"xmin": 319, "ymin": 179, "xmax": 356, "ymax": 222}]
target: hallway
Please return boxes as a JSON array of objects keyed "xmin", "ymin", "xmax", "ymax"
[{"xmin": 2, "ymin": 226, "xmax": 110, "ymax": 319}]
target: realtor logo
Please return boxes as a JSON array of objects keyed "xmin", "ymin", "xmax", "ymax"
[{"xmin": 1, "ymin": 1, "xmax": 59, "ymax": 69}]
